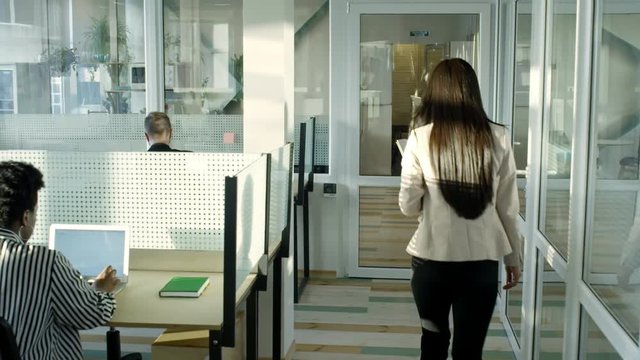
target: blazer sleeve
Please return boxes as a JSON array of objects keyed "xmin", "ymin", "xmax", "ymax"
[
  {"xmin": 495, "ymin": 130, "xmax": 523, "ymax": 267},
  {"xmin": 50, "ymin": 253, "xmax": 116, "ymax": 330},
  {"xmin": 399, "ymin": 131, "xmax": 425, "ymax": 218}
]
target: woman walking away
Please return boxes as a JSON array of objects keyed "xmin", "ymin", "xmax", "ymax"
[{"xmin": 399, "ymin": 58, "xmax": 522, "ymax": 360}]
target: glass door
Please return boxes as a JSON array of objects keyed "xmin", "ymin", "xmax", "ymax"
[{"xmin": 344, "ymin": 3, "xmax": 493, "ymax": 278}]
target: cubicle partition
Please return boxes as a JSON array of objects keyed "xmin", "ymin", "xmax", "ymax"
[
  {"xmin": 222, "ymin": 154, "xmax": 271, "ymax": 359},
  {"xmin": 293, "ymin": 118, "xmax": 316, "ymax": 302},
  {"xmin": 268, "ymin": 143, "xmax": 294, "ymax": 258},
  {"xmin": 0, "ymin": 150, "xmax": 255, "ymax": 248},
  {"xmin": 265, "ymin": 143, "xmax": 293, "ymax": 360},
  {"xmin": 294, "ymin": 115, "xmax": 327, "ymax": 173},
  {"xmin": 0, "ymin": 149, "xmax": 275, "ymax": 359}
]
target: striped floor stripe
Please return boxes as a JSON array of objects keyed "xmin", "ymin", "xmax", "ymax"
[{"xmin": 294, "ymin": 278, "xmax": 515, "ymax": 359}]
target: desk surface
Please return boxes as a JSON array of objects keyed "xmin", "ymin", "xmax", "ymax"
[
  {"xmin": 110, "ymin": 270, "xmax": 223, "ymax": 329},
  {"xmin": 110, "ymin": 250, "xmax": 256, "ymax": 330}
]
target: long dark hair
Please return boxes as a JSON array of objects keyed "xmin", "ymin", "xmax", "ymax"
[{"xmin": 412, "ymin": 58, "xmax": 493, "ymax": 219}]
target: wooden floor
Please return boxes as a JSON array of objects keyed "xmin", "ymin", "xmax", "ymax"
[{"xmin": 293, "ymin": 276, "xmax": 516, "ymax": 360}]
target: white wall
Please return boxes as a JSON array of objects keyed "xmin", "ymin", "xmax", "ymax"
[
  {"xmin": 243, "ymin": 0, "xmax": 295, "ymax": 357},
  {"xmin": 294, "ymin": 1, "xmax": 329, "ymax": 116}
]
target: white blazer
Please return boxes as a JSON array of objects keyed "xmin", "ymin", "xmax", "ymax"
[{"xmin": 399, "ymin": 123, "xmax": 522, "ymax": 266}]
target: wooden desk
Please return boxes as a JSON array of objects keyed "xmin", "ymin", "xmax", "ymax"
[
  {"xmin": 111, "ymin": 271, "xmax": 224, "ymax": 329},
  {"xmin": 106, "ymin": 249, "xmax": 258, "ymax": 360}
]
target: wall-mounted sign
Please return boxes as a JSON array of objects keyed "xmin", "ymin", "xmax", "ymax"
[{"xmin": 409, "ymin": 31, "xmax": 430, "ymax": 37}]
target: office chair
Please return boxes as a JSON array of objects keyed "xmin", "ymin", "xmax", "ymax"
[{"xmin": 0, "ymin": 316, "xmax": 20, "ymax": 360}]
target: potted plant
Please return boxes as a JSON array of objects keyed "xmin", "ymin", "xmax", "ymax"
[
  {"xmin": 41, "ymin": 47, "xmax": 79, "ymax": 77},
  {"xmin": 223, "ymin": 54, "xmax": 243, "ymax": 114},
  {"xmin": 82, "ymin": 16, "xmax": 131, "ymax": 113}
]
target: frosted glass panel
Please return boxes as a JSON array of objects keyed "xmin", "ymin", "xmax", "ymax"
[
  {"xmin": 235, "ymin": 156, "xmax": 268, "ymax": 290},
  {"xmin": 268, "ymin": 143, "xmax": 292, "ymax": 255},
  {"xmin": 0, "ymin": 114, "xmax": 243, "ymax": 153},
  {"xmin": 539, "ymin": 3, "xmax": 576, "ymax": 259},
  {"xmin": 513, "ymin": 2, "xmax": 532, "ymax": 217}
]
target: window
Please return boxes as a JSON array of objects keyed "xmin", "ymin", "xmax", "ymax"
[
  {"xmin": 163, "ymin": 0, "xmax": 243, "ymax": 115},
  {"xmin": 0, "ymin": 68, "xmax": 16, "ymax": 114}
]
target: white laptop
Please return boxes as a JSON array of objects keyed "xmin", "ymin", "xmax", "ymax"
[{"xmin": 48, "ymin": 224, "xmax": 130, "ymax": 295}]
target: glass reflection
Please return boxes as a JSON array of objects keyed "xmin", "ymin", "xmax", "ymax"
[
  {"xmin": 538, "ymin": 264, "xmax": 566, "ymax": 359},
  {"xmin": 583, "ymin": 312, "xmax": 623, "ymax": 359},
  {"xmin": 163, "ymin": 0, "xmax": 243, "ymax": 115},
  {"xmin": 507, "ymin": 283, "xmax": 522, "ymax": 343},
  {"xmin": 359, "ymin": 14, "xmax": 479, "ymax": 176},
  {"xmin": 0, "ymin": 0, "xmax": 146, "ymax": 114},
  {"xmin": 587, "ymin": 9, "xmax": 640, "ymax": 343},
  {"xmin": 513, "ymin": 2, "xmax": 532, "ymax": 216},
  {"xmin": 539, "ymin": 2, "xmax": 576, "ymax": 259}
]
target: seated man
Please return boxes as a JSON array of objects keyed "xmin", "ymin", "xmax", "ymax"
[
  {"xmin": 144, "ymin": 112, "xmax": 189, "ymax": 152},
  {"xmin": 0, "ymin": 161, "xmax": 119, "ymax": 360}
]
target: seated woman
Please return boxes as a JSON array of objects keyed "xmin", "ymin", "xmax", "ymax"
[{"xmin": 0, "ymin": 161, "xmax": 119, "ymax": 360}]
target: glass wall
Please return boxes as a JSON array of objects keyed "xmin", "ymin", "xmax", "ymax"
[
  {"xmin": 539, "ymin": 1, "xmax": 576, "ymax": 259},
  {"xmin": 0, "ymin": 0, "xmax": 246, "ymax": 153},
  {"xmin": 0, "ymin": 0, "xmax": 146, "ymax": 114},
  {"xmin": 538, "ymin": 260, "xmax": 566, "ymax": 359},
  {"xmin": 513, "ymin": 1, "xmax": 532, "ymax": 216},
  {"xmin": 359, "ymin": 13, "xmax": 479, "ymax": 177},
  {"xmin": 512, "ymin": 0, "xmax": 640, "ymax": 358},
  {"xmin": 295, "ymin": 0, "xmax": 329, "ymax": 173},
  {"xmin": 586, "ymin": 5, "xmax": 640, "ymax": 344},
  {"xmin": 582, "ymin": 312, "xmax": 624, "ymax": 359},
  {"xmin": 163, "ymin": 0, "xmax": 243, "ymax": 115}
]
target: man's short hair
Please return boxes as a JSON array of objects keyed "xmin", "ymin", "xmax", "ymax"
[
  {"xmin": 0, "ymin": 161, "xmax": 45, "ymax": 228},
  {"xmin": 144, "ymin": 112, "xmax": 172, "ymax": 136}
]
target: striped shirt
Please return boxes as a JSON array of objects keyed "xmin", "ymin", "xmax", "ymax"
[{"xmin": 0, "ymin": 228, "xmax": 116, "ymax": 360}]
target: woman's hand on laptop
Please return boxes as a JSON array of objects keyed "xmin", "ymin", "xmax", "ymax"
[{"xmin": 94, "ymin": 265, "xmax": 120, "ymax": 293}]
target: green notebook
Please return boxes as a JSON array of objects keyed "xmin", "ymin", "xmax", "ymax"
[{"xmin": 159, "ymin": 276, "xmax": 210, "ymax": 298}]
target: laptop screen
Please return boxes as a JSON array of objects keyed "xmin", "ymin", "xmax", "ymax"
[{"xmin": 50, "ymin": 226, "xmax": 128, "ymax": 279}]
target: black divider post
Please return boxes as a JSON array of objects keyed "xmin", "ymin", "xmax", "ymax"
[
  {"xmin": 222, "ymin": 176, "xmax": 237, "ymax": 349},
  {"xmin": 246, "ymin": 288, "xmax": 258, "ymax": 360},
  {"xmin": 303, "ymin": 188, "xmax": 311, "ymax": 281},
  {"xmin": 209, "ymin": 330, "xmax": 222, "ymax": 360},
  {"xmin": 293, "ymin": 203, "xmax": 300, "ymax": 303},
  {"xmin": 296, "ymin": 123, "xmax": 306, "ymax": 206},
  {"xmin": 273, "ymin": 245, "xmax": 283, "ymax": 359},
  {"xmin": 293, "ymin": 124, "xmax": 307, "ymax": 303},
  {"xmin": 257, "ymin": 154, "xmax": 272, "ymax": 292},
  {"xmin": 282, "ymin": 143, "xmax": 294, "ymax": 258},
  {"xmin": 106, "ymin": 327, "xmax": 121, "ymax": 360},
  {"xmin": 306, "ymin": 116, "xmax": 316, "ymax": 193}
]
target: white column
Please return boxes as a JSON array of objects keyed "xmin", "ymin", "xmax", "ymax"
[
  {"xmin": 143, "ymin": 0, "xmax": 164, "ymax": 112},
  {"xmin": 244, "ymin": 0, "xmax": 294, "ymax": 357},
  {"xmin": 243, "ymin": 0, "xmax": 290, "ymax": 154}
]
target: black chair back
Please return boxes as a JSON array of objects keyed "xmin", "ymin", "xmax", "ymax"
[{"xmin": 0, "ymin": 316, "xmax": 20, "ymax": 360}]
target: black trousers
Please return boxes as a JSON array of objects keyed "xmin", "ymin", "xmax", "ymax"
[{"xmin": 411, "ymin": 257, "xmax": 499, "ymax": 360}]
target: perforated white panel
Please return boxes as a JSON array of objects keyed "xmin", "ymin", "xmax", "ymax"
[
  {"xmin": 314, "ymin": 115, "xmax": 329, "ymax": 169},
  {"xmin": 0, "ymin": 151, "xmax": 258, "ymax": 250},
  {"xmin": 293, "ymin": 115, "xmax": 328, "ymax": 171},
  {"xmin": 0, "ymin": 114, "xmax": 243, "ymax": 153}
]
